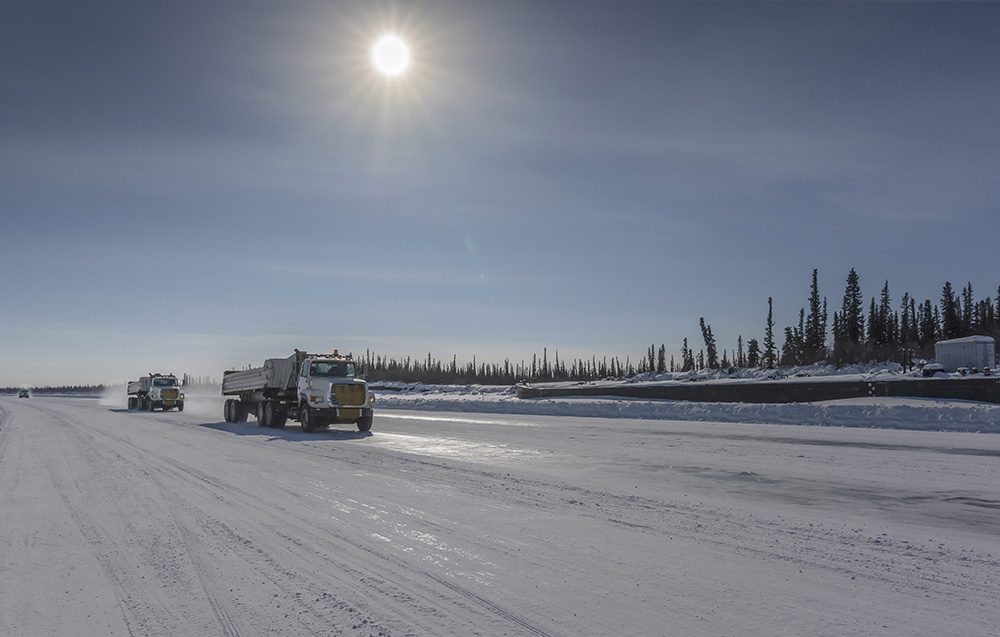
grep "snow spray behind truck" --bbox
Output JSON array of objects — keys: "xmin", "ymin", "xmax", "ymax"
[
  {"xmin": 128, "ymin": 373, "xmax": 184, "ymax": 411},
  {"xmin": 221, "ymin": 349, "xmax": 374, "ymax": 432}
]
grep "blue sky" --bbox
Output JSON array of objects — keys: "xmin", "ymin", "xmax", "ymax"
[{"xmin": 3, "ymin": 1, "xmax": 1000, "ymax": 386}]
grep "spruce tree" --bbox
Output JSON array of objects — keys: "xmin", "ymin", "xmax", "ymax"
[
  {"xmin": 877, "ymin": 280, "xmax": 893, "ymax": 349},
  {"xmin": 681, "ymin": 338, "xmax": 695, "ymax": 372},
  {"xmin": 804, "ymin": 269, "xmax": 827, "ymax": 363},
  {"xmin": 868, "ymin": 297, "xmax": 879, "ymax": 347},
  {"xmin": 834, "ymin": 268, "xmax": 865, "ymax": 364},
  {"xmin": 991, "ymin": 288, "xmax": 1000, "ymax": 342},
  {"xmin": 763, "ymin": 297, "xmax": 777, "ymax": 369},
  {"xmin": 918, "ymin": 299, "xmax": 937, "ymax": 346},
  {"xmin": 941, "ymin": 282, "xmax": 961, "ymax": 339},
  {"xmin": 961, "ymin": 283, "xmax": 974, "ymax": 335},
  {"xmin": 780, "ymin": 326, "xmax": 798, "ymax": 367},
  {"xmin": 900, "ymin": 293, "xmax": 913, "ymax": 345},
  {"xmin": 700, "ymin": 318, "xmax": 719, "ymax": 369},
  {"xmin": 747, "ymin": 338, "xmax": 760, "ymax": 368}
]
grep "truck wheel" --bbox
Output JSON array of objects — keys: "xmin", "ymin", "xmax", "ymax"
[
  {"xmin": 177, "ymin": 402, "xmax": 184, "ymax": 412},
  {"xmin": 224, "ymin": 399, "xmax": 234, "ymax": 423},
  {"xmin": 128, "ymin": 397, "xmax": 136, "ymax": 410},
  {"xmin": 300, "ymin": 404, "xmax": 316, "ymax": 433},
  {"xmin": 270, "ymin": 404, "xmax": 287, "ymax": 429},
  {"xmin": 235, "ymin": 401, "xmax": 249, "ymax": 423},
  {"xmin": 261, "ymin": 400, "xmax": 278, "ymax": 429},
  {"xmin": 257, "ymin": 402, "xmax": 268, "ymax": 427},
  {"xmin": 356, "ymin": 413, "xmax": 373, "ymax": 432}
]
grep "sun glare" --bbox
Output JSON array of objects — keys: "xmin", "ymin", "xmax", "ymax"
[{"xmin": 372, "ymin": 34, "xmax": 411, "ymax": 77}]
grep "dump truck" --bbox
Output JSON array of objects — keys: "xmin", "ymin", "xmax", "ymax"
[
  {"xmin": 128, "ymin": 373, "xmax": 184, "ymax": 411},
  {"xmin": 221, "ymin": 349, "xmax": 374, "ymax": 432}
]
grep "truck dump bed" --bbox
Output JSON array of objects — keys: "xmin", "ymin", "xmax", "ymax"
[{"xmin": 222, "ymin": 354, "xmax": 299, "ymax": 395}]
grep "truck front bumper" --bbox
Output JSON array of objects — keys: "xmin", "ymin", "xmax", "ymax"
[{"xmin": 309, "ymin": 406, "xmax": 369, "ymax": 422}]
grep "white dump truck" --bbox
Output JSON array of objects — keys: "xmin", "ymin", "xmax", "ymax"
[
  {"xmin": 221, "ymin": 350, "xmax": 374, "ymax": 432},
  {"xmin": 128, "ymin": 373, "xmax": 184, "ymax": 411}
]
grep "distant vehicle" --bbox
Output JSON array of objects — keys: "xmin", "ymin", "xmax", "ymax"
[
  {"xmin": 18, "ymin": 389, "xmax": 29, "ymax": 398},
  {"xmin": 222, "ymin": 349, "xmax": 374, "ymax": 432},
  {"xmin": 127, "ymin": 373, "xmax": 184, "ymax": 411},
  {"xmin": 922, "ymin": 363, "xmax": 946, "ymax": 377}
]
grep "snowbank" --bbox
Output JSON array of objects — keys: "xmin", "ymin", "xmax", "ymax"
[{"xmin": 372, "ymin": 382, "xmax": 1000, "ymax": 433}]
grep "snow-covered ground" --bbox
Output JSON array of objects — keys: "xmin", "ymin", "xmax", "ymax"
[
  {"xmin": 372, "ymin": 380, "xmax": 1000, "ymax": 434},
  {"xmin": 1, "ymin": 391, "xmax": 998, "ymax": 636}
]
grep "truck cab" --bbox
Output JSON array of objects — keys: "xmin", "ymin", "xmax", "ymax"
[
  {"xmin": 297, "ymin": 354, "xmax": 375, "ymax": 432},
  {"xmin": 128, "ymin": 373, "xmax": 185, "ymax": 411}
]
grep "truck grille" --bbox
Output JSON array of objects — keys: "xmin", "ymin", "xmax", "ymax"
[
  {"xmin": 333, "ymin": 385, "xmax": 365, "ymax": 407},
  {"xmin": 162, "ymin": 389, "xmax": 179, "ymax": 400}
]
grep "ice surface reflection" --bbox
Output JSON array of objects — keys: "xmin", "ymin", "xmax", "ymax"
[{"xmin": 371, "ymin": 432, "xmax": 544, "ymax": 461}]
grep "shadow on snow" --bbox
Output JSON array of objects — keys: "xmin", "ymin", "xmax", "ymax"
[{"xmin": 201, "ymin": 421, "xmax": 373, "ymax": 441}]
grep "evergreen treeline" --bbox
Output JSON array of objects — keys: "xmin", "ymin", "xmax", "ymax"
[
  {"xmin": 701, "ymin": 269, "xmax": 1000, "ymax": 371},
  {"xmin": 1, "ymin": 384, "xmax": 107, "ymax": 394},
  {"xmin": 360, "ymin": 348, "xmax": 643, "ymax": 386},
  {"xmin": 3, "ymin": 376, "xmax": 217, "ymax": 394},
  {"xmin": 361, "ymin": 269, "xmax": 1000, "ymax": 384}
]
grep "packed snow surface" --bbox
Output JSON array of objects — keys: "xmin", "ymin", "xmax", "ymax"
[{"xmin": 1, "ymin": 389, "xmax": 998, "ymax": 636}]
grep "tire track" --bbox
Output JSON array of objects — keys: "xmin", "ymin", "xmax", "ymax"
[
  {"xmin": 20, "ymin": 402, "xmax": 247, "ymax": 636},
  {"xmin": 73, "ymin": 408, "xmax": 558, "ymax": 636}
]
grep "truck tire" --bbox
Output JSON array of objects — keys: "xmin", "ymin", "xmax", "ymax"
[
  {"xmin": 262, "ymin": 401, "xmax": 280, "ymax": 428},
  {"xmin": 356, "ymin": 413, "xmax": 373, "ymax": 432},
  {"xmin": 224, "ymin": 399, "xmax": 234, "ymax": 423},
  {"xmin": 128, "ymin": 396, "xmax": 137, "ymax": 410},
  {"xmin": 177, "ymin": 402, "xmax": 184, "ymax": 412},
  {"xmin": 269, "ymin": 403, "xmax": 287, "ymax": 429},
  {"xmin": 300, "ymin": 404, "xmax": 316, "ymax": 433},
  {"xmin": 235, "ymin": 401, "xmax": 249, "ymax": 423},
  {"xmin": 257, "ymin": 402, "xmax": 268, "ymax": 427}
]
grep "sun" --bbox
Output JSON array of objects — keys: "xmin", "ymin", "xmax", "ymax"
[{"xmin": 371, "ymin": 34, "xmax": 411, "ymax": 77}]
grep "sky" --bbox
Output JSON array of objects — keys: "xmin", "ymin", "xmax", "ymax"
[{"xmin": 3, "ymin": 0, "xmax": 1000, "ymax": 386}]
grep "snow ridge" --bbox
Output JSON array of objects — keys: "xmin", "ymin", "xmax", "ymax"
[{"xmin": 372, "ymin": 383, "xmax": 1000, "ymax": 433}]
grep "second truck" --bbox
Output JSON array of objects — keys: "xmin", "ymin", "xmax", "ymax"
[
  {"xmin": 128, "ymin": 373, "xmax": 184, "ymax": 411},
  {"xmin": 221, "ymin": 350, "xmax": 374, "ymax": 432}
]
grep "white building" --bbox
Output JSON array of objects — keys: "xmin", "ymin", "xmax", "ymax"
[{"xmin": 934, "ymin": 336, "xmax": 996, "ymax": 372}]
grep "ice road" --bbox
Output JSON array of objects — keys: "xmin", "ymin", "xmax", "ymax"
[{"xmin": 1, "ymin": 395, "xmax": 998, "ymax": 636}]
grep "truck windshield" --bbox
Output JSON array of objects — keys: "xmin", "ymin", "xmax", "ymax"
[
  {"xmin": 153, "ymin": 378, "xmax": 178, "ymax": 386},
  {"xmin": 310, "ymin": 362, "xmax": 356, "ymax": 378}
]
